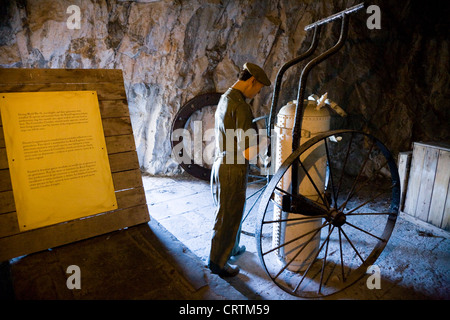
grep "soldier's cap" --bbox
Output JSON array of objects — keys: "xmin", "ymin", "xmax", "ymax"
[{"xmin": 243, "ymin": 62, "xmax": 271, "ymax": 86}]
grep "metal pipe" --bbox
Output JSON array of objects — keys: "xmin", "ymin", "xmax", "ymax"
[
  {"xmin": 267, "ymin": 25, "xmax": 320, "ymax": 138},
  {"xmin": 292, "ymin": 14, "xmax": 349, "ymax": 151},
  {"xmin": 304, "ymin": 2, "xmax": 364, "ymax": 31},
  {"xmin": 291, "ymin": 14, "xmax": 349, "ymax": 196}
]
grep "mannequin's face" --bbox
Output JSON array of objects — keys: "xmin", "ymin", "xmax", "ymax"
[{"xmin": 242, "ymin": 77, "xmax": 264, "ymax": 99}]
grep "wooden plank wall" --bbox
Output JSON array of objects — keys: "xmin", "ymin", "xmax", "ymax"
[
  {"xmin": 0, "ymin": 69, "xmax": 149, "ymax": 261},
  {"xmin": 403, "ymin": 142, "xmax": 450, "ymax": 231},
  {"xmin": 397, "ymin": 151, "xmax": 412, "ymax": 212}
]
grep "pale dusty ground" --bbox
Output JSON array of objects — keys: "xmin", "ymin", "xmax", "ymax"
[{"xmin": 143, "ymin": 174, "xmax": 450, "ymax": 300}]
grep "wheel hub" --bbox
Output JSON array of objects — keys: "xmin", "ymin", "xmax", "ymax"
[{"xmin": 328, "ymin": 208, "xmax": 346, "ymax": 227}]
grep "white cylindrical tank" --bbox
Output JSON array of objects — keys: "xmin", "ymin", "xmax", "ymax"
[{"xmin": 273, "ymin": 99, "xmax": 331, "ymax": 271}]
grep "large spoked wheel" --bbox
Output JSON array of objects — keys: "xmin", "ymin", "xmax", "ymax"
[
  {"xmin": 256, "ymin": 129, "xmax": 400, "ymax": 298},
  {"xmin": 171, "ymin": 92, "xmax": 222, "ymax": 181}
]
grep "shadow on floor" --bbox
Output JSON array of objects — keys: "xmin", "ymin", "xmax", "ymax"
[{"xmin": 1, "ymin": 221, "xmax": 245, "ymax": 300}]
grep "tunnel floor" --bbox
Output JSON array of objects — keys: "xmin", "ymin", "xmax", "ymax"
[
  {"xmin": 144, "ymin": 174, "xmax": 449, "ymax": 300},
  {"xmin": 4, "ymin": 174, "xmax": 449, "ymax": 300}
]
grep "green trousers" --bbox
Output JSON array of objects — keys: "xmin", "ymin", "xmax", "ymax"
[{"xmin": 209, "ymin": 157, "xmax": 248, "ymax": 268}]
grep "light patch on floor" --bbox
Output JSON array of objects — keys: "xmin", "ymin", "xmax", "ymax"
[{"xmin": 143, "ymin": 174, "xmax": 450, "ymax": 300}]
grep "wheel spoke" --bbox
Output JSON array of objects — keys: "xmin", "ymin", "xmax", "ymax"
[
  {"xmin": 293, "ymin": 225, "xmax": 336, "ymax": 293},
  {"xmin": 335, "ymin": 132, "xmax": 354, "ymax": 201},
  {"xmin": 296, "ymin": 158, "xmax": 330, "ymax": 209},
  {"xmin": 274, "ymin": 186, "xmax": 328, "ymax": 216},
  {"xmin": 256, "ymin": 130, "xmax": 399, "ymax": 298},
  {"xmin": 348, "ymin": 159, "xmax": 389, "ymax": 200},
  {"xmin": 275, "ymin": 186, "xmax": 325, "ymax": 208},
  {"xmin": 339, "ymin": 226, "xmax": 365, "ymax": 264},
  {"xmin": 246, "ymin": 184, "xmax": 266, "ymax": 200},
  {"xmin": 270, "ymin": 197, "xmax": 283, "ymax": 210},
  {"xmin": 263, "ymin": 215, "xmax": 328, "ymax": 224},
  {"xmin": 339, "ymin": 139, "xmax": 375, "ymax": 211},
  {"xmin": 263, "ymin": 221, "xmax": 330, "ymax": 257},
  {"xmin": 344, "ymin": 221, "xmax": 386, "ymax": 242},
  {"xmin": 318, "ymin": 224, "xmax": 332, "ymax": 294},
  {"xmin": 273, "ymin": 223, "xmax": 327, "ymax": 280},
  {"xmin": 344, "ymin": 185, "xmax": 393, "ymax": 215},
  {"xmin": 338, "ymin": 228, "xmax": 345, "ymax": 282},
  {"xmin": 242, "ymin": 185, "xmax": 266, "ymax": 223},
  {"xmin": 345, "ymin": 212, "xmax": 392, "ymax": 216}
]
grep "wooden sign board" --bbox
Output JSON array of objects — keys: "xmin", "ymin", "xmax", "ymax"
[{"xmin": 0, "ymin": 69, "xmax": 149, "ymax": 261}]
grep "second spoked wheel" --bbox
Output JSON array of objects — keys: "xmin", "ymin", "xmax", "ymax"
[{"xmin": 256, "ymin": 129, "xmax": 400, "ymax": 298}]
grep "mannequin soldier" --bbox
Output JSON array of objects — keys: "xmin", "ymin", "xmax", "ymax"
[{"xmin": 208, "ymin": 62, "xmax": 271, "ymax": 277}]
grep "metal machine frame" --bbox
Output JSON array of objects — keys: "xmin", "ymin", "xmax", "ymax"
[{"xmin": 171, "ymin": 3, "xmax": 401, "ymax": 298}]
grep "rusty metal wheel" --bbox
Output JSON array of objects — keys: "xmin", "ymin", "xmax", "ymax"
[
  {"xmin": 171, "ymin": 92, "xmax": 222, "ymax": 181},
  {"xmin": 256, "ymin": 130, "xmax": 400, "ymax": 298},
  {"xmin": 171, "ymin": 92, "xmax": 265, "ymax": 183}
]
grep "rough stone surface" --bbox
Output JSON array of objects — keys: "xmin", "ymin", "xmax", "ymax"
[{"xmin": 0, "ymin": 0, "xmax": 448, "ymax": 175}]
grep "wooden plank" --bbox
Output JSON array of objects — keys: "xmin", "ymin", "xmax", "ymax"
[
  {"xmin": 398, "ymin": 151, "xmax": 412, "ymax": 211},
  {"xmin": 2, "ymin": 100, "xmax": 129, "ymax": 124},
  {"xmin": 0, "ymin": 169, "xmax": 11, "ymax": 192},
  {"xmin": 0, "ymin": 83, "xmax": 126, "ymax": 100},
  {"xmin": 99, "ymin": 100, "xmax": 130, "ymax": 119},
  {"xmin": 0, "ymin": 184, "xmax": 146, "ymax": 215},
  {"xmin": 0, "ymin": 167, "xmax": 143, "ymax": 213},
  {"xmin": 1, "ymin": 138, "xmax": 136, "ymax": 172},
  {"xmin": 442, "ymin": 184, "xmax": 450, "ymax": 231},
  {"xmin": 0, "ymin": 190, "xmax": 15, "ymax": 214},
  {"xmin": 112, "ymin": 169, "xmax": 143, "ymax": 191},
  {"xmin": 0, "ymin": 148, "xmax": 7, "ymax": 170},
  {"xmin": 1, "ymin": 135, "xmax": 137, "ymax": 172},
  {"xmin": 0, "ymin": 101, "xmax": 130, "ymax": 128},
  {"xmin": 109, "ymin": 151, "xmax": 140, "ymax": 173},
  {"xmin": 0, "ymin": 97, "xmax": 128, "ymax": 126},
  {"xmin": 102, "ymin": 117, "xmax": 133, "ymax": 137},
  {"xmin": 415, "ymin": 147, "xmax": 439, "ymax": 221},
  {"xmin": 428, "ymin": 150, "xmax": 450, "ymax": 228},
  {"xmin": 1, "ymin": 167, "xmax": 143, "ymax": 197},
  {"xmin": 106, "ymin": 135, "xmax": 137, "ymax": 154},
  {"xmin": 0, "ymin": 68, "xmax": 124, "ymax": 85},
  {"xmin": 116, "ymin": 186, "xmax": 146, "ymax": 209},
  {"xmin": 0, "ymin": 211, "xmax": 19, "ymax": 238},
  {"xmin": 0, "ymin": 68, "xmax": 149, "ymax": 260},
  {"xmin": 0, "ymin": 128, "xmax": 4, "ymax": 148},
  {"xmin": 0, "ymin": 187, "xmax": 147, "ymax": 239},
  {"xmin": 0, "ymin": 204, "xmax": 149, "ymax": 261},
  {"xmin": 414, "ymin": 141, "xmax": 450, "ymax": 152},
  {"xmin": 404, "ymin": 144, "xmax": 426, "ymax": 216}
]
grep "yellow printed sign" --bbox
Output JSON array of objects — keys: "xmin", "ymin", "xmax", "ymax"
[{"xmin": 1, "ymin": 91, "xmax": 117, "ymax": 231}]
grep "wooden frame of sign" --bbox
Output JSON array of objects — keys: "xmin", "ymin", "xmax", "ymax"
[{"xmin": 0, "ymin": 69, "xmax": 149, "ymax": 261}]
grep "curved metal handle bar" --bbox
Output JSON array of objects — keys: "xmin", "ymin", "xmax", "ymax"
[
  {"xmin": 267, "ymin": 25, "xmax": 320, "ymax": 138},
  {"xmin": 292, "ymin": 13, "xmax": 349, "ymax": 151},
  {"xmin": 304, "ymin": 2, "xmax": 364, "ymax": 31},
  {"xmin": 290, "ymin": 14, "xmax": 349, "ymax": 197}
]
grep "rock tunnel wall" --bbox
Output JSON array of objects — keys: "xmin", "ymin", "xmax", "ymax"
[{"xmin": 0, "ymin": 0, "xmax": 448, "ymax": 175}]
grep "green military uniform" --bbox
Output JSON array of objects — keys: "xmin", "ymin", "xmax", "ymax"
[{"xmin": 209, "ymin": 88, "xmax": 254, "ymax": 269}]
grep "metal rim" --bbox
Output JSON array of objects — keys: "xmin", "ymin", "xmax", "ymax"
[
  {"xmin": 170, "ymin": 92, "xmax": 222, "ymax": 181},
  {"xmin": 255, "ymin": 129, "xmax": 400, "ymax": 298},
  {"xmin": 171, "ymin": 92, "xmax": 265, "ymax": 182}
]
